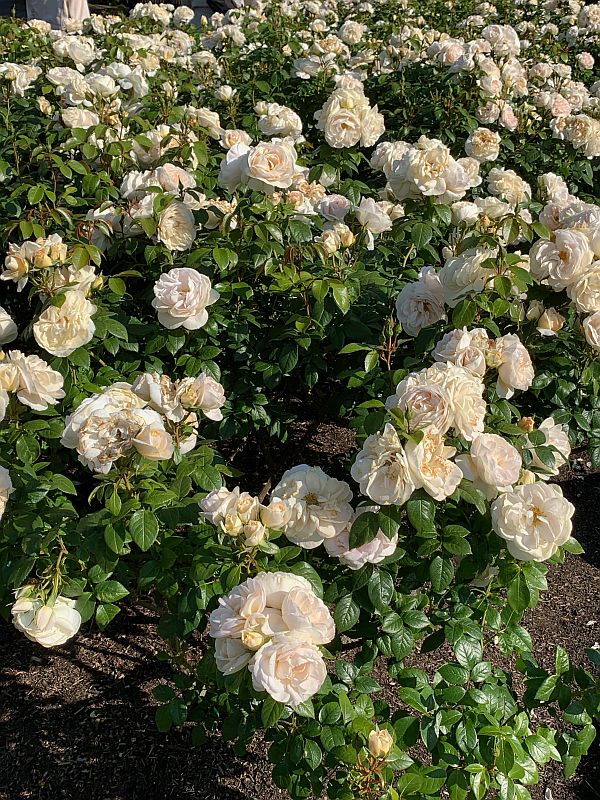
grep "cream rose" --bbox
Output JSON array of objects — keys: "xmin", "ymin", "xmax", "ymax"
[
  {"xmin": 33, "ymin": 291, "xmax": 96, "ymax": 357},
  {"xmin": 132, "ymin": 421, "xmax": 175, "ymax": 461},
  {"xmin": 395, "ymin": 267, "xmax": 446, "ymax": 336},
  {"xmin": 176, "ymin": 373, "xmax": 226, "ymax": 421},
  {"xmin": 0, "ymin": 464, "xmax": 14, "ymax": 520},
  {"xmin": 6, "ymin": 350, "xmax": 65, "ymax": 410},
  {"xmin": 368, "ymin": 729, "xmax": 394, "ymax": 759},
  {"xmin": 0, "ymin": 306, "xmax": 17, "ymax": 344},
  {"xmin": 251, "ymin": 636, "xmax": 327, "ymax": 706},
  {"xmin": 260, "ymin": 498, "xmax": 292, "ymax": 529},
  {"xmin": 351, "ymin": 423, "xmax": 416, "ymax": 506},
  {"xmin": 496, "ymin": 334, "xmax": 535, "ymax": 399},
  {"xmin": 529, "ymin": 417, "xmax": 571, "ymax": 476},
  {"xmin": 457, "ymin": 433, "xmax": 522, "ymax": 499},
  {"xmin": 242, "ymin": 141, "xmax": 298, "ymax": 194},
  {"xmin": 491, "ymin": 483, "xmax": 574, "ymax": 561},
  {"xmin": 157, "ymin": 201, "xmax": 197, "ymax": 252},
  {"xmin": 273, "ymin": 465, "xmax": 354, "ymax": 549},
  {"xmin": 12, "ymin": 590, "xmax": 81, "ymax": 648},
  {"xmin": 583, "ymin": 311, "xmax": 600, "ymax": 349},
  {"xmin": 405, "ymin": 429, "xmax": 462, "ymax": 501},
  {"xmin": 152, "ymin": 268, "xmax": 219, "ymax": 330}
]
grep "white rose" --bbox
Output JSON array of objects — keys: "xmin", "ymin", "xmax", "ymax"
[
  {"xmin": 132, "ymin": 421, "xmax": 174, "ymax": 461},
  {"xmin": 176, "ymin": 374, "xmax": 226, "ymax": 421},
  {"xmin": 405, "ymin": 429, "xmax": 462, "ymax": 501},
  {"xmin": 243, "ymin": 141, "xmax": 298, "ymax": 194},
  {"xmin": 386, "ymin": 374, "xmax": 452, "ymax": 434},
  {"xmin": 152, "ymin": 268, "xmax": 219, "ymax": 330},
  {"xmin": 491, "ymin": 483, "xmax": 574, "ymax": 561},
  {"xmin": 351, "ymin": 423, "xmax": 416, "ymax": 506},
  {"xmin": 322, "ymin": 109, "xmax": 362, "ymax": 148},
  {"xmin": 0, "ymin": 464, "xmax": 14, "ymax": 520},
  {"xmin": 6, "ymin": 350, "xmax": 65, "ymax": 410},
  {"xmin": 317, "ymin": 194, "xmax": 351, "ymax": 222},
  {"xmin": 529, "ymin": 418, "xmax": 571, "ymax": 476},
  {"xmin": 355, "ymin": 197, "xmax": 393, "ymax": 234},
  {"xmin": 583, "ymin": 311, "xmax": 600, "ymax": 349},
  {"xmin": 451, "ymin": 201, "xmax": 481, "ymax": 226},
  {"xmin": 12, "ymin": 591, "xmax": 81, "ymax": 648},
  {"xmin": 61, "ymin": 107, "xmax": 100, "ymax": 129},
  {"xmin": 33, "ymin": 291, "xmax": 96, "ymax": 357},
  {"xmin": 273, "ymin": 465, "xmax": 354, "ymax": 549},
  {"xmin": 439, "ymin": 247, "xmax": 495, "ymax": 307},
  {"xmin": 131, "ymin": 372, "xmax": 184, "ymax": 421},
  {"xmin": 433, "ymin": 328, "xmax": 488, "ymax": 377},
  {"xmin": 250, "ymin": 636, "xmax": 327, "ymax": 706},
  {"xmin": 260, "ymin": 498, "xmax": 292, "ymax": 529},
  {"xmin": 201, "ymin": 487, "xmax": 241, "ymax": 525},
  {"xmin": 465, "ymin": 127, "xmax": 501, "ymax": 162},
  {"xmin": 496, "ymin": 334, "xmax": 535, "ymax": 398},
  {"xmin": 214, "ymin": 637, "xmax": 253, "ymax": 675},
  {"xmin": 395, "ymin": 267, "xmax": 446, "ymax": 336},
  {"xmin": 568, "ymin": 261, "xmax": 600, "ymax": 313},
  {"xmin": 426, "ymin": 363, "xmax": 487, "ymax": 441},
  {"xmin": 157, "ymin": 201, "xmax": 197, "ymax": 252},
  {"xmin": 220, "ymin": 129, "xmax": 252, "ymax": 150},
  {"xmin": 544, "ymin": 230, "xmax": 594, "ymax": 290},
  {"xmin": 0, "ymin": 306, "xmax": 17, "ymax": 344},
  {"xmin": 61, "ymin": 383, "xmax": 144, "ymax": 450},
  {"xmin": 324, "ymin": 515, "xmax": 398, "ymax": 570},
  {"xmin": 486, "ymin": 168, "xmax": 531, "ymax": 205},
  {"xmin": 536, "ymin": 308, "xmax": 565, "ymax": 336},
  {"xmin": 457, "ymin": 433, "xmax": 522, "ymax": 499},
  {"xmin": 281, "ymin": 586, "xmax": 335, "ymax": 645},
  {"xmin": 219, "ymin": 143, "xmax": 252, "ymax": 192}
]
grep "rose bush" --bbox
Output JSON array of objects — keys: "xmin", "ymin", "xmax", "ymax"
[{"xmin": 0, "ymin": 0, "xmax": 599, "ymax": 798}]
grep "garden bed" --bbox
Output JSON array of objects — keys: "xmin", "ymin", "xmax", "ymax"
[{"xmin": 2, "ymin": 467, "xmax": 598, "ymax": 800}]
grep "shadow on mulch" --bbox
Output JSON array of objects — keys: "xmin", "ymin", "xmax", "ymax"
[{"xmin": 0, "ymin": 431, "xmax": 598, "ymax": 800}]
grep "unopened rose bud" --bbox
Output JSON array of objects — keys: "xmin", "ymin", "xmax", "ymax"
[
  {"xmin": 260, "ymin": 498, "xmax": 291, "ymax": 529},
  {"xmin": 241, "ymin": 628, "xmax": 267, "ymax": 650},
  {"xmin": 244, "ymin": 520, "xmax": 266, "ymax": 547},
  {"xmin": 236, "ymin": 493, "xmax": 259, "ymax": 523},
  {"xmin": 519, "ymin": 417, "xmax": 535, "ymax": 432},
  {"xmin": 537, "ymin": 308, "xmax": 565, "ymax": 336},
  {"xmin": 221, "ymin": 513, "xmax": 244, "ymax": 536},
  {"xmin": 335, "ymin": 223, "xmax": 355, "ymax": 248},
  {"xmin": 92, "ymin": 275, "xmax": 104, "ymax": 290},
  {"xmin": 133, "ymin": 425, "xmax": 174, "ymax": 461},
  {"xmin": 368, "ymin": 729, "xmax": 394, "ymax": 759},
  {"xmin": 526, "ymin": 300, "xmax": 544, "ymax": 321},
  {"xmin": 520, "ymin": 469, "xmax": 538, "ymax": 484}
]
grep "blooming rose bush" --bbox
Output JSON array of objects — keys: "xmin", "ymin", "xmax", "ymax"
[{"xmin": 0, "ymin": 0, "xmax": 599, "ymax": 798}]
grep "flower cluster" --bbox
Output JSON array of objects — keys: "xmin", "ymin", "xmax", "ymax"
[{"xmin": 209, "ymin": 571, "xmax": 334, "ymax": 705}]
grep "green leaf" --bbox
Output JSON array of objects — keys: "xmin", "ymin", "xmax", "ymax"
[
  {"xmin": 95, "ymin": 602, "xmax": 120, "ymax": 628},
  {"xmin": 129, "ymin": 510, "xmax": 159, "ymax": 551},
  {"xmin": 555, "ymin": 646, "xmax": 570, "ymax": 675},
  {"xmin": 334, "ymin": 594, "xmax": 360, "ymax": 633},
  {"xmin": 411, "ymin": 222, "xmax": 433, "ymax": 250},
  {"xmin": 407, "ymin": 495, "xmax": 436, "ymax": 534},
  {"xmin": 261, "ymin": 697, "xmax": 284, "ymax": 727},
  {"xmin": 368, "ymin": 569, "xmax": 394, "ymax": 610},
  {"xmin": 429, "ymin": 556, "xmax": 454, "ymax": 593},
  {"xmin": 452, "ymin": 299, "xmax": 477, "ymax": 328},
  {"xmin": 332, "ymin": 284, "xmax": 350, "ymax": 314},
  {"xmin": 349, "ymin": 510, "xmax": 380, "ymax": 549},
  {"xmin": 95, "ymin": 580, "xmax": 129, "ymax": 603},
  {"xmin": 27, "ymin": 184, "xmax": 45, "ymax": 204},
  {"xmin": 507, "ymin": 571, "xmax": 531, "ymax": 612}
]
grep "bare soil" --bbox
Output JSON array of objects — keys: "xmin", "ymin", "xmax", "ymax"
[{"xmin": 1, "ymin": 422, "xmax": 599, "ymax": 800}]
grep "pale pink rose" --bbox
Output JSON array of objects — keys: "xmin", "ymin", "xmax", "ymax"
[
  {"xmin": 250, "ymin": 636, "xmax": 327, "ymax": 706},
  {"xmin": 496, "ymin": 334, "xmax": 534, "ymax": 398},
  {"xmin": 281, "ymin": 587, "xmax": 335, "ymax": 645},
  {"xmin": 457, "ymin": 432, "xmax": 521, "ymax": 499},
  {"xmin": 405, "ymin": 429, "xmax": 462, "ymax": 501},
  {"xmin": 152, "ymin": 268, "xmax": 219, "ymax": 330}
]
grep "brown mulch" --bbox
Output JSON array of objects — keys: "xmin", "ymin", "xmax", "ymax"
[{"xmin": 0, "ymin": 422, "xmax": 599, "ymax": 800}]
